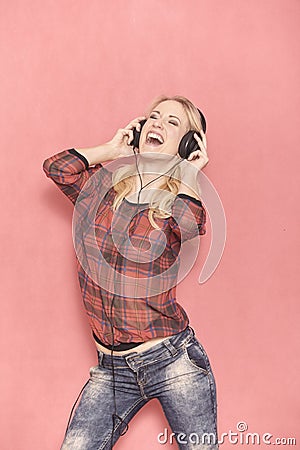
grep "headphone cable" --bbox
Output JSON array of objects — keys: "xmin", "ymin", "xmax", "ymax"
[{"xmin": 107, "ymin": 148, "xmax": 185, "ymax": 447}]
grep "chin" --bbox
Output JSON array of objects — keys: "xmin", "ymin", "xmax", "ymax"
[{"xmin": 140, "ymin": 145, "xmax": 162, "ymax": 154}]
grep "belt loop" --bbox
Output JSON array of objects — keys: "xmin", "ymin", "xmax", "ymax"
[
  {"xmin": 97, "ymin": 350, "xmax": 104, "ymax": 366},
  {"xmin": 178, "ymin": 326, "xmax": 194, "ymax": 349},
  {"xmin": 189, "ymin": 326, "xmax": 195, "ymax": 337},
  {"xmin": 184, "ymin": 326, "xmax": 195, "ymax": 345},
  {"xmin": 163, "ymin": 339, "xmax": 178, "ymax": 356}
]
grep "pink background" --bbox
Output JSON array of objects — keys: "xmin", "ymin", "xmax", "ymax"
[{"xmin": 1, "ymin": 1, "xmax": 299, "ymax": 449}]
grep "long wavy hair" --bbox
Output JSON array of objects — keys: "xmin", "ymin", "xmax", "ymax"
[{"xmin": 111, "ymin": 95, "xmax": 204, "ymax": 229}]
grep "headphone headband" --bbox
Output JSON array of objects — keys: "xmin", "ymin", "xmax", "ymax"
[{"xmin": 197, "ymin": 108, "xmax": 207, "ymax": 133}]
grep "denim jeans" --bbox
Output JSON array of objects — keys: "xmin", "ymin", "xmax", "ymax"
[{"xmin": 61, "ymin": 326, "xmax": 219, "ymax": 449}]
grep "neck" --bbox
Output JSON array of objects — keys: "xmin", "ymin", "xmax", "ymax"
[{"xmin": 135, "ymin": 153, "xmax": 180, "ymax": 185}]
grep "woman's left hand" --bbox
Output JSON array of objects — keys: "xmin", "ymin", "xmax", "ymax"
[{"xmin": 186, "ymin": 130, "xmax": 209, "ymax": 170}]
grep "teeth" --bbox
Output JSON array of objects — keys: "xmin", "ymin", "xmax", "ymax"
[{"xmin": 147, "ymin": 132, "xmax": 164, "ymax": 144}]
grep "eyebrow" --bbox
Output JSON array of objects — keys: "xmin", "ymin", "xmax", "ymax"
[{"xmin": 152, "ymin": 110, "xmax": 181, "ymax": 123}]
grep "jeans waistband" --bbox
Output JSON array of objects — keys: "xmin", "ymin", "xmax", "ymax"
[{"xmin": 97, "ymin": 326, "xmax": 195, "ymax": 370}]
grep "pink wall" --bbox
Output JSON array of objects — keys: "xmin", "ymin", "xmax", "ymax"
[{"xmin": 1, "ymin": 1, "xmax": 299, "ymax": 448}]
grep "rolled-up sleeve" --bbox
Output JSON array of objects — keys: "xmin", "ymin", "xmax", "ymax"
[
  {"xmin": 42, "ymin": 148, "xmax": 111, "ymax": 204},
  {"xmin": 170, "ymin": 193, "xmax": 207, "ymax": 242}
]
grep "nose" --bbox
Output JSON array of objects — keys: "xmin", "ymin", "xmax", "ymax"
[{"xmin": 152, "ymin": 117, "xmax": 163, "ymax": 128}]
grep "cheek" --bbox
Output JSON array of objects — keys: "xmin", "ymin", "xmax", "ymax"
[
  {"xmin": 165, "ymin": 133, "xmax": 182, "ymax": 154},
  {"xmin": 140, "ymin": 126, "xmax": 150, "ymax": 144},
  {"xmin": 168, "ymin": 127, "xmax": 183, "ymax": 143},
  {"xmin": 171, "ymin": 132, "xmax": 186, "ymax": 151}
]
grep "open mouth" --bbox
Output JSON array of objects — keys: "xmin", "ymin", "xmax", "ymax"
[{"xmin": 145, "ymin": 131, "xmax": 164, "ymax": 146}]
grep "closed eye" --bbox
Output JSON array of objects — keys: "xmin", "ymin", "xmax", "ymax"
[{"xmin": 149, "ymin": 113, "xmax": 179, "ymax": 126}]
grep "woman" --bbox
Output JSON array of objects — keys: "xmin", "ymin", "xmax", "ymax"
[{"xmin": 43, "ymin": 95, "xmax": 219, "ymax": 449}]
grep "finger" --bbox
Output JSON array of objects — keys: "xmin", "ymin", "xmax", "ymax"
[
  {"xmin": 200, "ymin": 130, "xmax": 207, "ymax": 148},
  {"xmin": 125, "ymin": 116, "xmax": 146, "ymax": 130},
  {"xmin": 127, "ymin": 130, "xmax": 134, "ymax": 145},
  {"xmin": 118, "ymin": 129, "xmax": 131, "ymax": 141},
  {"xmin": 195, "ymin": 131, "xmax": 207, "ymax": 148},
  {"xmin": 120, "ymin": 128, "xmax": 132, "ymax": 137},
  {"xmin": 194, "ymin": 133, "xmax": 207, "ymax": 154},
  {"xmin": 187, "ymin": 150, "xmax": 202, "ymax": 160},
  {"xmin": 193, "ymin": 133, "xmax": 205, "ymax": 151}
]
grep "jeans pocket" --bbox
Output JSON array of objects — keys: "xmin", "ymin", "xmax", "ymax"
[
  {"xmin": 183, "ymin": 339, "xmax": 210, "ymax": 375},
  {"xmin": 89, "ymin": 365, "xmax": 112, "ymax": 382}
]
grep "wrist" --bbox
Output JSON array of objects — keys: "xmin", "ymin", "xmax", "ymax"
[
  {"xmin": 178, "ymin": 166, "xmax": 200, "ymax": 199},
  {"xmin": 105, "ymin": 141, "xmax": 119, "ymax": 160},
  {"xmin": 75, "ymin": 142, "xmax": 115, "ymax": 166}
]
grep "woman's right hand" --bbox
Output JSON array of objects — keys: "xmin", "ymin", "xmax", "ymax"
[{"xmin": 108, "ymin": 116, "xmax": 146, "ymax": 159}]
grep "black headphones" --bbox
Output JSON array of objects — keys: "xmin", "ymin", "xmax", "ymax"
[{"xmin": 130, "ymin": 107, "xmax": 207, "ymax": 159}]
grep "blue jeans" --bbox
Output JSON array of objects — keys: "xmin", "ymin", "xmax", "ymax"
[{"xmin": 61, "ymin": 326, "xmax": 219, "ymax": 449}]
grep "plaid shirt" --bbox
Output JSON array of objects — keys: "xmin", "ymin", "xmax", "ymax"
[{"xmin": 43, "ymin": 149, "xmax": 206, "ymax": 345}]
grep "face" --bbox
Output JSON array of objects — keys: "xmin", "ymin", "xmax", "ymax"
[{"xmin": 139, "ymin": 100, "xmax": 190, "ymax": 156}]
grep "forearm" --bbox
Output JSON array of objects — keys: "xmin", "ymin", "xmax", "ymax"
[
  {"xmin": 74, "ymin": 142, "xmax": 117, "ymax": 166},
  {"xmin": 178, "ymin": 183, "xmax": 201, "ymax": 200},
  {"xmin": 178, "ymin": 167, "xmax": 201, "ymax": 200}
]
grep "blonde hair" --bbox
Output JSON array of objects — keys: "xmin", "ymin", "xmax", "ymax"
[
  {"xmin": 112, "ymin": 95, "xmax": 203, "ymax": 229},
  {"xmin": 147, "ymin": 95, "xmax": 203, "ymax": 135}
]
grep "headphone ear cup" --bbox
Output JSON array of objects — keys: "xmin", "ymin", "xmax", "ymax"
[
  {"xmin": 178, "ymin": 131, "xmax": 202, "ymax": 159},
  {"xmin": 131, "ymin": 119, "xmax": 147, "ymax": 149}
]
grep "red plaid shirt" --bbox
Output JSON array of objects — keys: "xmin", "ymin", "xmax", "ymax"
[{"xmin": 43, "ymin": 149, "xmax": 206, "ymax": 345}]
